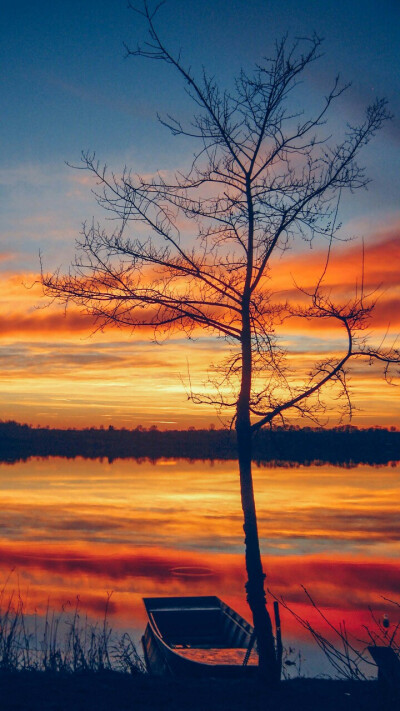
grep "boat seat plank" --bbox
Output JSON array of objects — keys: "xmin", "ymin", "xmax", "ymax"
[{"xmin": 149, "ymin": 607, "xmax": 221, "ymax": 613}]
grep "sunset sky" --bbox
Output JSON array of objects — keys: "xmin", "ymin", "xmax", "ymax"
[{"xmin": 1, "ymin": 0, "xmax": 399, "ymax": 429}]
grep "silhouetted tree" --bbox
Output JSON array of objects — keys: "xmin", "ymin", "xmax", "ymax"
[{"xmin": 42, "ymin": 1, "xmax": 399, "ymax": 682}]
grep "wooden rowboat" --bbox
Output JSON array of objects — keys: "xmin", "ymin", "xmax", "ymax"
[{"xmin": 141, "ymin": 595, "xmax": 259, "ymax": 677}]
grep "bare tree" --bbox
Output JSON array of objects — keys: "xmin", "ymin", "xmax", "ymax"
[{"xmin": 42, "ymin": 1, "xmax": 399, "ymax": 682}]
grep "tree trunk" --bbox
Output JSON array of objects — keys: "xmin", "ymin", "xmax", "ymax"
[
  {"xmin": 236, "ymin": 417, "xmax": 278, "ymax": 683},
  {"xmin": 236, "ymin": 176, "xmax": 278, "ymax": 683},
  {"xmin": 236, "ymin": 281, "xmax": 278, "ymax": 682}
]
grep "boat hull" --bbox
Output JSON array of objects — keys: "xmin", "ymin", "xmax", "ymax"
[{"xmin": 142, "ymin": 595, "xmax": 259, "ymax": 678}]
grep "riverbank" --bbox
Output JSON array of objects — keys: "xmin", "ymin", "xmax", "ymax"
[
  {"xmin": 0, "ymin": 673, "xmax": 397, "ymax": 711},
  {"xmin": 1, "ymin": 420, "xmax": 399, "ymax": 465}
]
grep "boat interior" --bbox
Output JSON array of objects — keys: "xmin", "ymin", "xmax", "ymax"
[{"xmin": 144, "ymin": 596, "xmax": 252, "ymax": 649}]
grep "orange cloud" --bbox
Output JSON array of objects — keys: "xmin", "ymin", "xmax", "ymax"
[
  {"xmin": 270, "ymin": 226, "xmax": 400, "ymax": 293},
  {"xmin": 3, "ymin": 219, "xmax": 399, "ymax": 341},
  {"xmin": 0, "ymin": 220, "xmax": 398, "ymax": 429},
  {"xmin": 0, "ymin": 310, "xmax": 97, "ymax": 336}
]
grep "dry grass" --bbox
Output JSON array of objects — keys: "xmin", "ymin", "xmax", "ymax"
[
  {"xmin": 272, "ymin": 586, "xmax": 400, "ymax": 681},
  {"xmin": 0, "ymin": 582, "xmax": 145, "ymax": 675}
]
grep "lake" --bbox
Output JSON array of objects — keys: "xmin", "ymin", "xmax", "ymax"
[{"xmin": 0, "ymin": 456, "xmax": 399, "ymax": 676}]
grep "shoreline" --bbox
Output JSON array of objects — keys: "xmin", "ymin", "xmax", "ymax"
[
  {"xmin": 1, "ymin": 421, "xmax": 399, "ymax": 465},
  {"xmin": 0, "ymin": 672, "xmax": 397, "ymax": 711}
]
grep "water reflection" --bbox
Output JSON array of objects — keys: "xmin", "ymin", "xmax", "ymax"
[{"xmin": 0, "ymin": 457, "xmax": 398, "ymax": 674}]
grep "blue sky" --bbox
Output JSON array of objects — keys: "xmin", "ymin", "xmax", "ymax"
[
  {"xmin": 2, "ymin": 0, "xmax": 399, "ymax": 270},
  {"xmin": 2, "ymin": 1, "xmax": 399, "ymax": 163}
]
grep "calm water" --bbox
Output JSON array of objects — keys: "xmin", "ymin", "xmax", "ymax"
[{"xmin": 0, "ymin": 457, "xmax": 399, "ymax": 675}]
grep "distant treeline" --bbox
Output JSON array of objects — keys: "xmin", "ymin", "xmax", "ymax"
[{"xmin": 0, "ymin": 420, "xmax": 399, "ymax": 465}]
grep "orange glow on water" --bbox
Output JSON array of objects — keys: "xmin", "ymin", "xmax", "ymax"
[{"xmin": 0, "ymin": 457, "xmax": 398, "ymax": 660}]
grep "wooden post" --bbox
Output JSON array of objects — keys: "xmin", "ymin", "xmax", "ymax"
[{"xmin": 274, "ymin": 601, "xmax": 283, "ymax": 682}]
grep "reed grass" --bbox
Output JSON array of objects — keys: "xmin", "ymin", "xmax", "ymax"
[
  {"xmin": 272, "ymin": 586, "xmax": 400, "ymax": 681},
  {"xmin": 0, "ymin": 582, "xmax": 146, "ymax": 674}
]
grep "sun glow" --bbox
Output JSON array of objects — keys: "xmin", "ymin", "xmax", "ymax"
[{"xmin": 1, "ymin": 216, "xmax": 399, "ymax": 429}]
